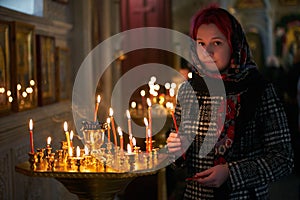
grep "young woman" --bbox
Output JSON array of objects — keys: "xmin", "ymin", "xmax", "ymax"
[{"xmin": 166, "ymin": 5, "xmax": 293, "ymax": 199}]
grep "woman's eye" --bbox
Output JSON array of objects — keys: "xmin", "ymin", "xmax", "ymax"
[
  {"xmin": 197, "ymin": 42, "xmax": 205, "ymax": 46},
  {"xmin": 214, "ymin": 41, "xmax": 222, "ymax": 46}
]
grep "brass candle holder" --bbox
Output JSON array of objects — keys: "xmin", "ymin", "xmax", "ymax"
[
  {"xmin": 28, "ymin": 152, "xmax": 37, "ymax": 170},
  {"xmin": 126, "ymin": 153, "xmax": 136, "ymax": 171},
  {"xmin": 75, "ymin": 157, "xmax": 83, "ymax": 172},
  {"xmin": 16, "ymin": 120, "xmax": 172, "ymax": 200}
]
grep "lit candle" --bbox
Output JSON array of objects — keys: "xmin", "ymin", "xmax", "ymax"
[
  {"xmin": 140, "ymin": 90, "xmax": 145, "ymax": 103},
  {"xmin": 132, "ymin": 137, "xmax": 139, "ymax": 153},
  {"xmin": 29, "ymin": 119, "xmax": 34, "ymax": 153},
  {"xmin": 167, "ymin": 103, "xmax": 185, "ymax": 159},
  {"xmin": 94, "ymin": 95, "xmax": 101, "ymax": 122},
  {"xmin": 169, "ymin": 103, "xmax": 178, "ymax": 132},
  {"xmin": 69, "ymin": 147, "xmax": 73, "ymax": 157},
  {"xmin": 147, "ymin": 98, "xmax": 152, "ymax": 152},
  {"xmin": 84, "ymin": 145, "xmax": 89, "ymax": 155},
  {"xmin": 70, "ymin": 130, "xmax": 74, "ymax": 147},
  {"xmin": 165, "ymin": 82, "xmax": 170, "ymax": 96},
  {"xmin": 76, "ymin": 146, "xmax": 81, "ymax": 158},
  {"xmin": 118, "ymin": 126, "xmax": 123, "ymax": 150},
  {"xmin": 127, "ymin": 143, "xmax": 132, "ymax": 154},
  {"xmin": 64, "ymin": 121, "xmax": 72, "ymax": 156},
  {"xmin": 106, "ymin": 117, "xmax": 111, "ymax": 142},
  {"xmin": 148, "ymin": 128, "xmax": 152, "ymax": 152},
  {"xmin": 126, "ymin": 109, "xmax": 133, "ymax": 150},
  {"xmin": 132, "ymin": 137, "xmax": 136, "ymax": 147},
  {"xmin": 131, "ymin": 101, "xmax": 136, "ymax": 109},
  {"xmin": 140, "ymin": 90, "xmax": 146, "ymax": 114},
  {"xmin": 109, "ymin": 108, "xmax": 118, "ymax": 147},
  {"xmin": 144, "ymin": 117, "xmax": 149, "ymax": 152},
  {"xmin": 17, "ymin": 83, "xmax": 21, "ymax": 103},
  {"xmin": 47, "ymin": 136, "xmax": 51, "ymax": 148}
]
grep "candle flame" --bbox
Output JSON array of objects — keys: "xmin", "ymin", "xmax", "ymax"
[
  {"xmin": 109, "ymin": 107, "xmax": 114, "ymax": 117},
  {"xmin": 144, "ymin": 117, "xmax": 148, "ymax": 127},
  {"xmin": 47, "ymin": 136, "xmax": 51, "ymax": 145},
  {"xmin": 131, "ymin": 101, "xmax": 136, "ymax": 109},
  {"xmin": 117, "ymin": 126, "xmax": 123, "ymax": 136},
  {"xmin": 84, "ymin": 145, "xmax": 89, "ymax": 155},
  {"xmin": 76, "ymin": 146, "xmax": 80, "ymax": 157},
  {"xmin": 70, "ymin": 130, "xmax": 74, "ymax": 141},
  {"xmin": 97, "ymin": 95, "xmax": 101, "ymax": 103},
  {"xmin": 140, "ymin": 90, "xmax": 145, "ymax": 97},
  {"xmin": 30, "ymin": 80, "xmax": 35, "ymax": 86},
  {"xmin": 147, "ymin": 98, "xmax": 152, "ymax": 107},
  {"xmin": 17, "ymin": 83, "xmax": 21, "ymax": 91},
  {"xmin": 63, "ymin": 121, "xmax": 68, "ymax": 132},
  {"xmin": 127, "ymin": 143, "xmax": 132, "ymax": 154},
  {"xmin": 132, "ymin": 137, "xmax": 136, "ymax": 146},
  {"xmin": 171, "ymin": 82, "xmax": 177, "ymax": 89},
  {"xmin": 169, "ymin": 88, "xmax": 175, "ymax": 97},
  {"xmin": 29, "ymin": 119, "xmax": 33, "ymax": 130},
  {"xmin": 106, "ymin": 117, "xmax": 111, "ymax": 124},
  {"xmin": 126, "ymin": 109, "xmax": 131, "ymax": 119},
  {"xmin": 165, "ymin": 82, "xmax": 170, "ymax": 89}
]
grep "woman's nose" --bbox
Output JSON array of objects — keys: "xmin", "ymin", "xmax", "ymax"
[{"xmin": 205, "ymin": 45, "xmax": 213, "ymax": 56}]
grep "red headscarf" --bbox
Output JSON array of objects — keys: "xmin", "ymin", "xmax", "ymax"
[{"xmin": 189, "ymin": 5, "xmax": 257, "ymax": 82}]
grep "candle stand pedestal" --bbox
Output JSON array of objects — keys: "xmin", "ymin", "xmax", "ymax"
[{"xmin": 15, "ymin": 161, "xmax": 159, "ymax": 200}]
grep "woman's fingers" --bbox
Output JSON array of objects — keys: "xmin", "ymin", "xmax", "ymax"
[{"xmin": 167, "ymin": 132, "xmax": 182, "ymax": 153}]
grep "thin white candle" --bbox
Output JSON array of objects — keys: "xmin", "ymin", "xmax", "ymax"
[
  {"xmin": 126, "ymin": 109, "xmax": 133, "ymax": 149},
  {"xmin": 47, "ymin": 136, "xmax": 51, "ymax": 147},
  {"xmin": 144, "ymin": 117, "xmax": 149, "ymax": 152},
  {"xmin": 76, "ymin": 146, "xmax": 80, "ymax": 157},
  {"xmin": 106, "ymin": 117, "xmax": 111, "ymax": 141},
  {"xmin": 127, "ymin": 143, "xmax": 132, "ymax": 154},
  {"xmin": 70, "ymin": 130, "xmax": 74, "ymax": 147},
  {"xmin": 132, "ymin": 137, "xmax": 136, "ymax": 146},
  {"xmin": 84, "ymin": 145, "xmax": 89, "ymax": 155},
  {"xmin": 118, "ymin": 126, "xmax": 123, "ymax": 150},
  {"xmin": 64, "ymin": 121, "xmax": 72, "ymax": 156},
  {"xmin": 94, "ymin": 95, "xmax": 101, "ymax": 122},
  {"xmin": 109, "ymin": 108, "xmax": 117, "ymax": 147}
]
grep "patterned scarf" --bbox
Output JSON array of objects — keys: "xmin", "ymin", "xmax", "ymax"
[{"xmin": 189, "ymin": 9, "xmax": 265, "ymax": 165}]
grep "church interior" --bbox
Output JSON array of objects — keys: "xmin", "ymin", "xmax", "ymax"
[{"xmin": 0, "ymin": 0, "xmax": 300, "ymax": 199}]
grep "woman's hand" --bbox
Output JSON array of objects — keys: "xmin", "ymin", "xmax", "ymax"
[
  {"xmin": 166, "ymin": 132, "xmax": 183, "ymax": 157},
  {"xmin": 186, "ymin": 164, "xmax": 230, "ymax": 188}
]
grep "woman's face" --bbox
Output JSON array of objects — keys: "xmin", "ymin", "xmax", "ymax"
[{"xmin": 196, "ymin": 23, "xmax": 231, "ymax": 72}]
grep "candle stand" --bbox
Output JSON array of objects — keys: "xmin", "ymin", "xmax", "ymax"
[{"xmin": 16, "ymin": 121, "xmax": 171, "ymax": 200}]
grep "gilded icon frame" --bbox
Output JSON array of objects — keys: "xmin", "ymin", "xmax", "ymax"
[
  {"xmin": 0, "ymin": 21, "xmax": 11, "ymax": 115},
  {"xmin": 10, "ymin": 21, "xmax": 37, "ymax": 112},
  {"xmin": 36, "ymin": 35, "xmax": 57, "ymax": 105}
]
